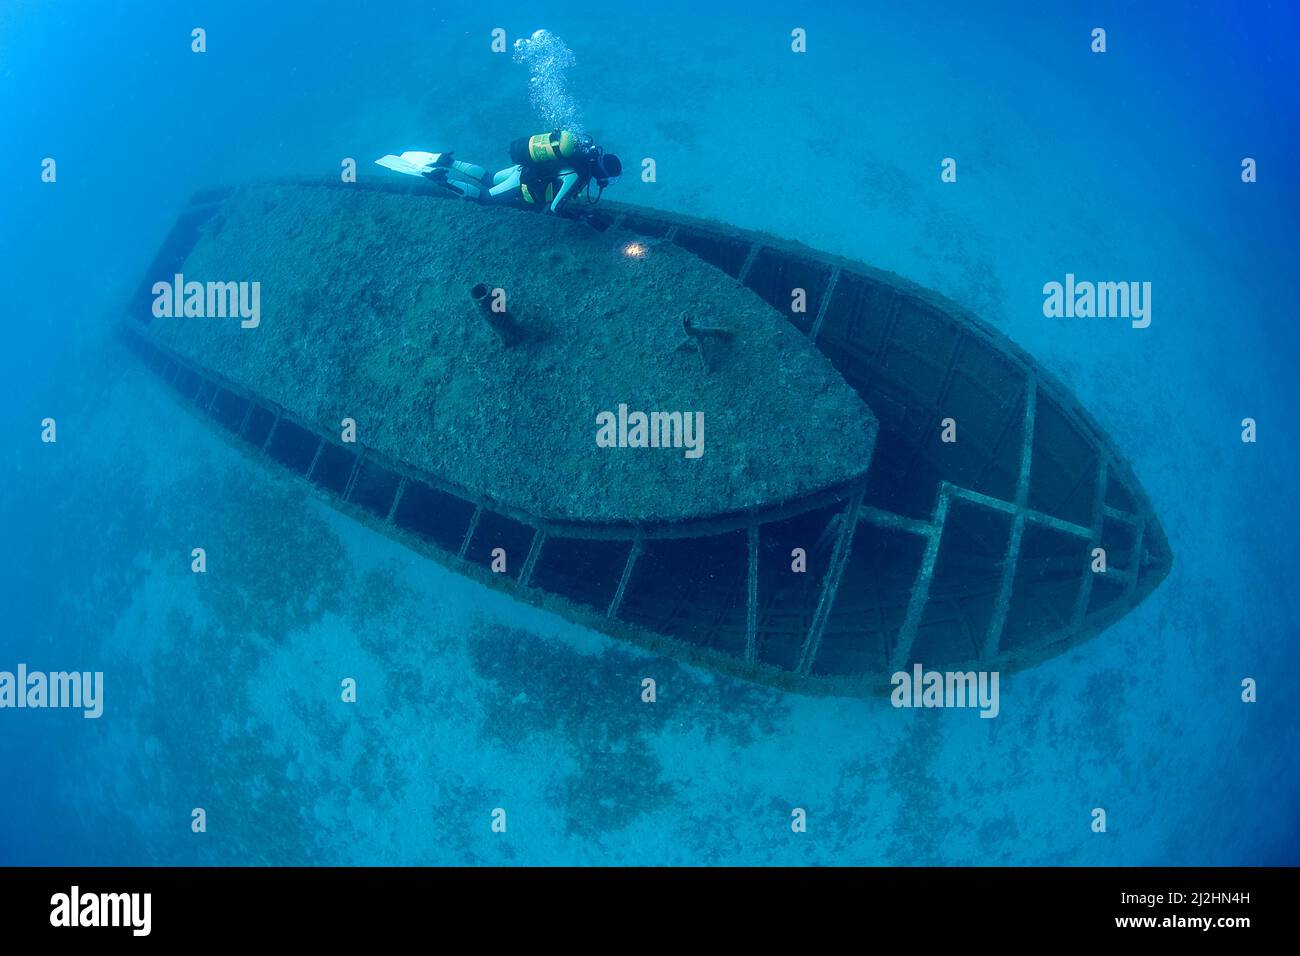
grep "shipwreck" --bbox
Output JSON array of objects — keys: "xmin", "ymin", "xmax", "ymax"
[{"xmin": 120, "ymin": 177, "xmax": 1172, "ymax": 696}]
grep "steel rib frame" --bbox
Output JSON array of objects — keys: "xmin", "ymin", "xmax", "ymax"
[
  {"xmin": 607, "ymin": 540, "xmax": 642, "ymax": 619},
  {"xmin": 518, "ymin": 528, "xmax": 546, "ymax": 588},
  {"xmin": 304, "ymin": 436, "xmax": 327, "ymax": 481},
  {"xmin": 882, "ymin": 329, "xmax": 970, "ymax": 499},
  {"xmin": 459, "ymin": 505, "xmax": 482, "ymax": 559},
  {"xmin": 795, "ymin": 483, "xmax": 866, "ymax": 677},
  {"xmin": 1125, "ymin": 520, "xmax": 1146, "ymax": 597},
  {"xmin": 1072, "ymin": 457, "xmax": 1109, "ymax": 628},
  {"xmin": 341, "ymin": 448, "xmax": 364, "ymax": 501},
  {"xmin": 888, "ymin": 489, "xmax": 951, "ymax": 670},
  {"xmin": 808, "ymin": 266, "xmax": 842, "ymax": 343},
  {"xmin": 385, "ymin": 476, "xmax": 407, "ymax": 524},
  {"xmin": 981, "ymin": 375, "xmax": 1037, "ymax": 661},
  {"xmin": 736, "ymin": 241, "xmax": 761, "ymax": 285}
]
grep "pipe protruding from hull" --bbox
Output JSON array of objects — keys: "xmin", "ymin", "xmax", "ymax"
[
  {"xmin": 470, "ymin": 283, "xmax": 523, "ymax": 346},
  {"xmin": 677, "ymin": 314, "xmax": 732, "ymax": 372}
]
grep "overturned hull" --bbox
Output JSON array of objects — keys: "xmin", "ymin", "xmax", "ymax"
[{"xmin": 121, "ymin": 178, "xmax": 1172, "ymax": 696}]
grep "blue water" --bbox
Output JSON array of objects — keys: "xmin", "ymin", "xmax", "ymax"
[{"xmin": 2, "ymin": 1, "xmax": 1297, "ymax": 865}]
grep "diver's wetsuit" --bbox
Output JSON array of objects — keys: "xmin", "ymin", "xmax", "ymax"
[{"xmin": 437, "ymin": 158, "xmax": 587, "ymax": 214}]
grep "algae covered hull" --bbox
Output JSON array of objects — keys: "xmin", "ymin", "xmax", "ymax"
[
  {"xmin": 122, "ymin": 177, "xmax": 1172, "ymax": 696},
  {"xmin": 138, "ymin": 182, "xmax": 875, "ymax": 524}
]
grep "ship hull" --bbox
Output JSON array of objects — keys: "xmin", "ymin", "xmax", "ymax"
[{"xmin": 121, "ymin": 178, "xmax": 1173, "ymax": 696}]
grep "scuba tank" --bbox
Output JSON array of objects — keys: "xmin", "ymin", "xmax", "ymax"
[{"xmin": 509, "ymin": 130, "xmax": 591, "ymax": 167}]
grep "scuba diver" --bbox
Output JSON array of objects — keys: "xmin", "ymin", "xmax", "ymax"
[{"xmin": 376, "ymin": 130, "xmax": 622, "ymax": 215}]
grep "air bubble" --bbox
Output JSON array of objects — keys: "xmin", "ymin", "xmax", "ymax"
[{"xmin": 512, "ymin": 28, "xmax": 584, "ymax": 132}]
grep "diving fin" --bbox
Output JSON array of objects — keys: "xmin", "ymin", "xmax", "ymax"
[{"xmin": 374, "ymin": 151, "xmax": 449, "ymax": 178}]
